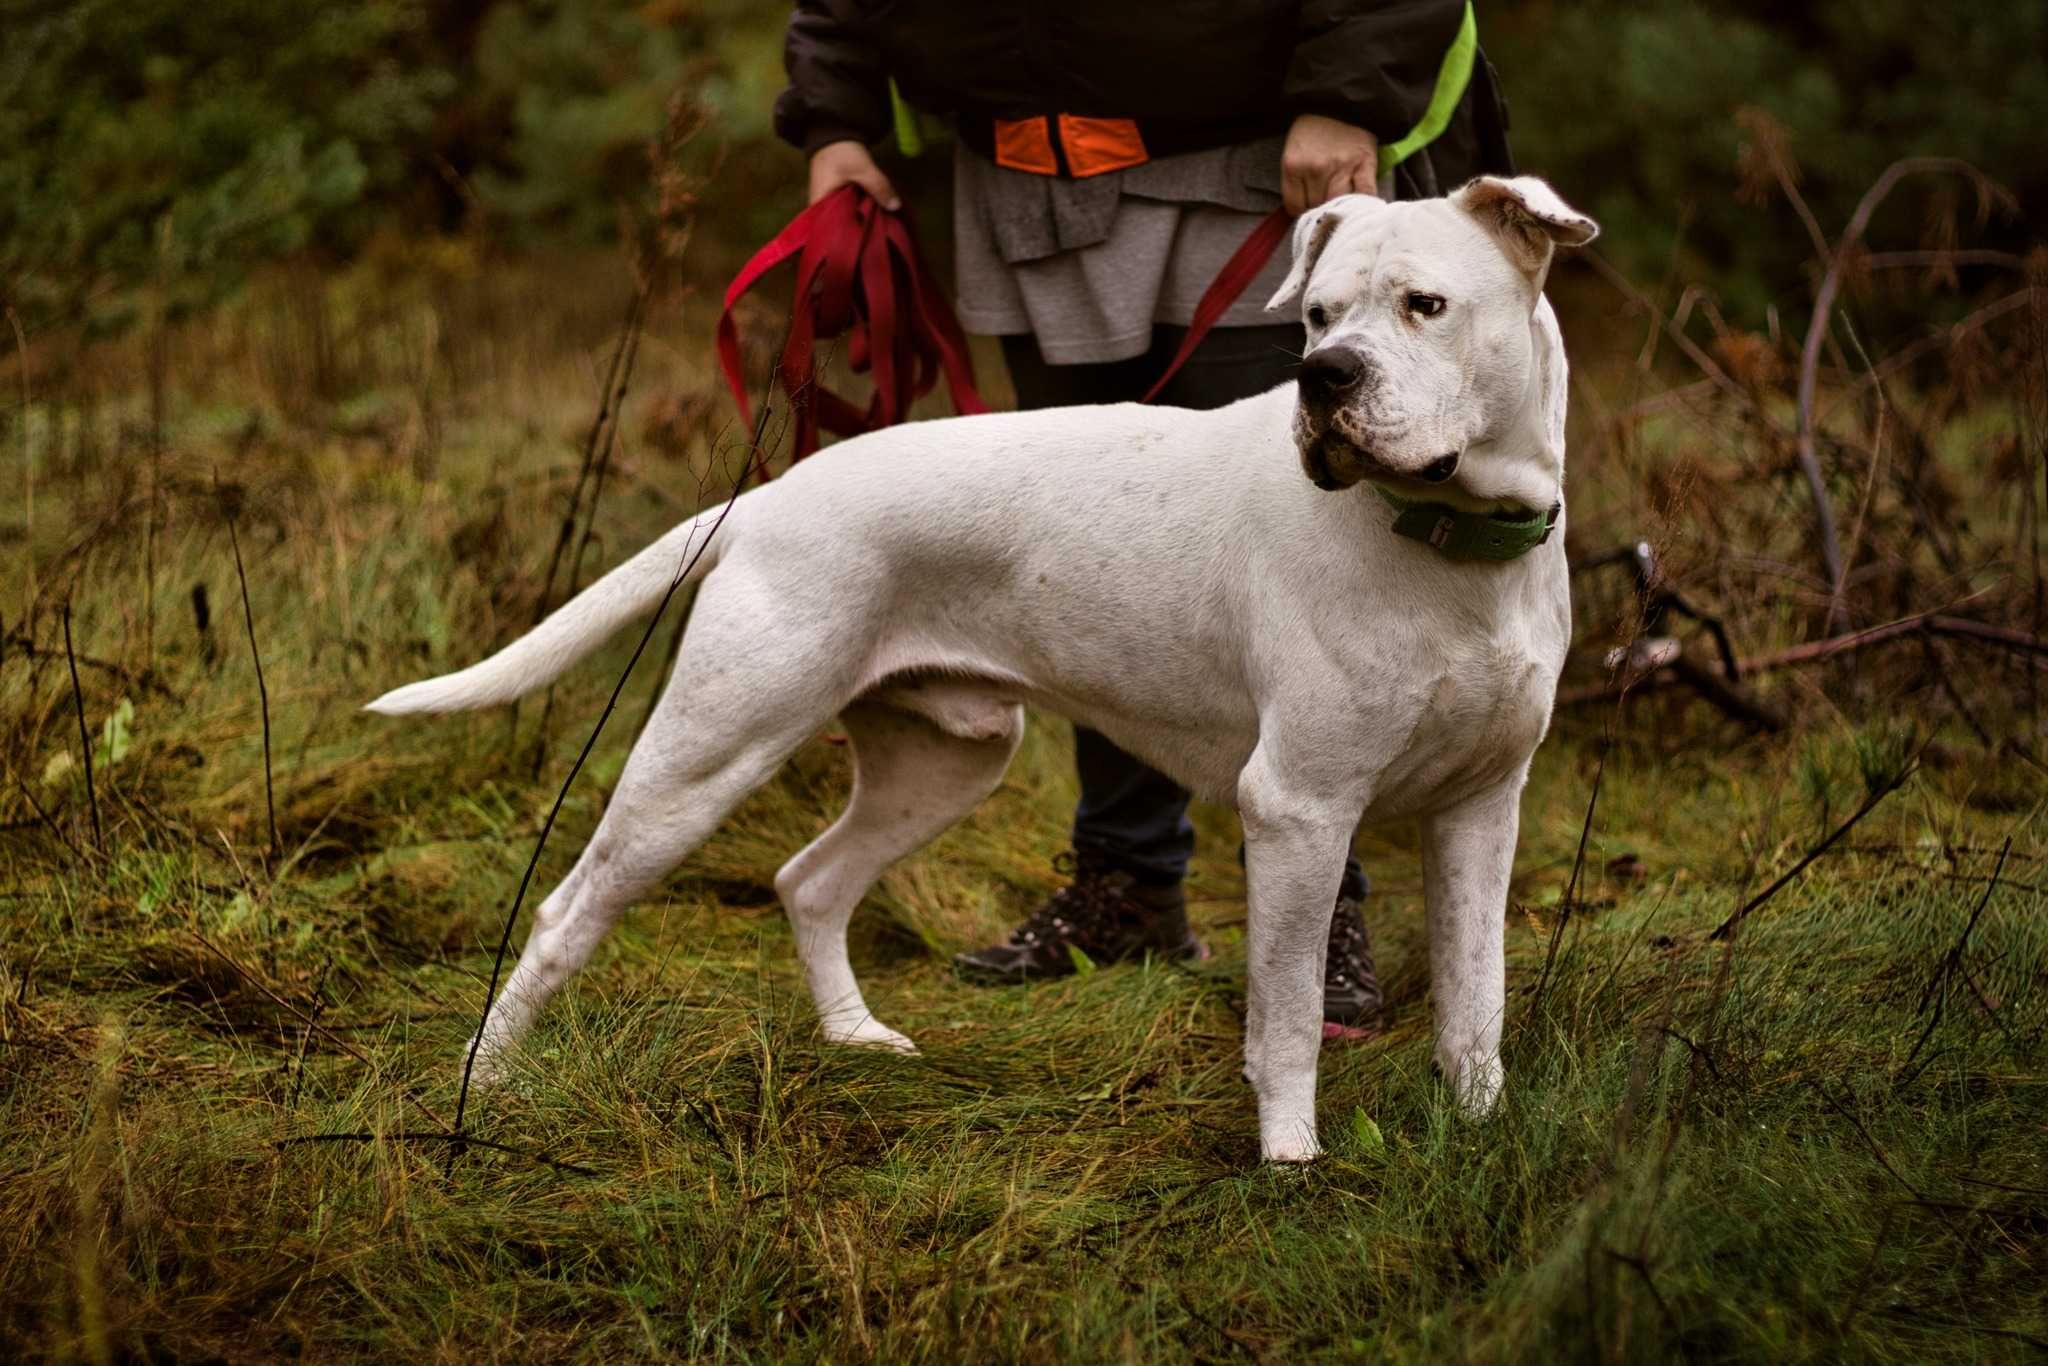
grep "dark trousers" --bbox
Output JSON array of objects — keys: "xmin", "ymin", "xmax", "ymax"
[{"xmin": 1001, "ymin": 324, "xmax": 1369, "ymax": 901}]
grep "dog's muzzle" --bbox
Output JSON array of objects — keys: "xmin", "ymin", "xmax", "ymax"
[{"xmin": 1298, "ymin": 346, "xmax": 1367, "ymax": 403}]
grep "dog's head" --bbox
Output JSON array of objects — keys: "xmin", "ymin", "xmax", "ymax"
[{"xmin": 1266, "ymin": 176, "xmax": 1598, "ymax": 511}]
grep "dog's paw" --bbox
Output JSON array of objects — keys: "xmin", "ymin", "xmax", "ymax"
[
  {"xmin": 463, "ymin": 1039, "xmax": 513, "ymax": 1091},
  {"xmin": 1450, "ymin": 1056, "xmax": 1505, "ymax": 1118},
  {"xmin": 1261, "ymin": 1135, "xmax": 1323, "ymax": 1164},
  {"xmin": 826, "ymin": 1020, "xmax": 919, "ymax": 1055},
  {"xmin": 1259, "ymin": 1117, "xmax": 1323, "ymax": 1164}
]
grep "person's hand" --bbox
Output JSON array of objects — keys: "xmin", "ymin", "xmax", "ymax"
[
  {"xmin": 807, "ymin": 139, "xmax": 902, "ymax": 210},
  {"xmin": 1281, "ymin": 114, "xmax": 1379, "ymax": 216}
]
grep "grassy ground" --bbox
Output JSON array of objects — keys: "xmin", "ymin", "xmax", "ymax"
[{"xmin": 3, "ymin": 257, "xmax": 2045, "ymax": 1362}]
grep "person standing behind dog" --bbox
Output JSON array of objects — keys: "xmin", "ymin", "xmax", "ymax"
[{"xmin": 774, "ymin": 0, "xmax": 1514, "ymax": 1035}]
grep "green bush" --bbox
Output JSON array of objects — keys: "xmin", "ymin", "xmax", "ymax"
[
  {"xmin": 3, "ymin": 1, "xmax": 2040, "ymax": 329},
  {"xmin": 0, "ymin": 0, "xmax": 451, "ymax": 319},
  {"xmin": 1488, "ymin": 0, "xmax": 2045, "ymax": 311}
]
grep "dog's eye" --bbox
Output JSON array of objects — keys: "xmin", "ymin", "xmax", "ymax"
[
  {"xmin": 1407, "ymin": 293, "xmax": 1447, "ymax": 318},
  {"xmin": 1306, "ymin": 304, "xmax": 1328, "ymax": 328}
]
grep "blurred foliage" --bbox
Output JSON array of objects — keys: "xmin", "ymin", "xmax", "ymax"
[
  {"xmin": 1489, "ymin": 0, "xmax": 2045, "ymax": 311},
  {"xmin": 0, "ymin": 0, "xmax": 450, "ymax": 324},
  {"xmin": 1, "ymin": 0, "xmax": 2041, "ymax": 331},
  {"xmin": 0, "ymin": 0, "xmax": 787, "ymax": 330}
]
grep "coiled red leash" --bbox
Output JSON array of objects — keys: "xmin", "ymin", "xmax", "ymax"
[
  {"xmin": 717, "ymin": 186, "xmax": 988, "ymax": 466},
  {"xmin": 718, "ymin": 187, "xmax": 1291, "ymax": 463}
]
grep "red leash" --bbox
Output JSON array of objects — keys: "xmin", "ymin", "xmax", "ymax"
[
  {"xmin": 719, "ymin": 190, "xmax": 1291, "ymax": 466},
  {"xmin": 717, "ymin": 186, "xmax": 988, "ymax": 465},
  {"xmin": 1139, "ymin": 207, "xmax": 1292, "ymax": 404}
]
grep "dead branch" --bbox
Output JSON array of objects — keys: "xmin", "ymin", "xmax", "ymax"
[
  {"xmin": 1818, "ymin": 288, "xmax": 2038, "ymax": 423},
  {"xmin": 1799, "ymin": 158, "xmax": 2007, "ymax": 630},
  {"xmin": 0, "ymin": 630, "xmax": 184, "ymax": 703},
  {"xmin": 1862, "ymin": 249, "xmax": 2031, "ymax": 273},
  {"xmin": 1557, "ymin": 612, "xmax": 2048, "ymax": 710},
  {"xmin": 1584, "ymin": 251, "xmax": 1771, "ymax": 424}
]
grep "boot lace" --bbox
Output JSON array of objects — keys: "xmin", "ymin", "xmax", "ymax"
[
  {"xmin": 1009, "ymin": 852, "xmax": 1124, "ymax": 948},
  {"xmin": 1326, "ymin": 900, "xmax": 1373, "ymax": 989}
]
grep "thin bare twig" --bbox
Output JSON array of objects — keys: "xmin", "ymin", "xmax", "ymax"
[
  {"xmin": 1818, "ymin": 288, "xmax": 2035, "ymax": 422},
  {"xmin": 1709, "ymin": 759, "xmax": 1917, "ymax": 941},
  {"xmin": 8, "ymin": 769, "xmax": 80, "ymax": 862},
  {"xmin": 1799, "ymin": 158, "xmax": 2003, "ymax": 630},
  {"xmin": 452, "ymin": 391, "xmax": 781, "ymax": 1168},
  {"xmin": 1862, "ymin": 249, "xmax": 2030, "ymax": 273},
  {"xmin": 1530, "ymin": 738, "xmax": 1608, "ymax": 1019},
  {"xmin": 6, "ymin": 306, "xmax": 30, "ymax": 606},
  {"xmin": 540, "ymin": 293, "xmax": 644, "ymax": 608},
  {"xmin": 223, "ymin": 493, "xmax": 278, "ymax": 862},
  {"xmin": 0, "ymin": 631, "xmax": 183, "ymax": 702},
  {"xmin": 532, "ymin": 288, "xmax": 649, "ymax": 779},
  {"xmin": 183, "ymin": 930, "xmax": 451, "ymax": 1131},
  {"xmin": 1810, "ymin": 1081, "xmax": 1926, "ymax": 1200},
  {"xmin": 564, "ymin": 300, "xmax": 646, "ymax": 603},
  {"xmin": 1895, "ymin": 839, "xmax": 2011, "ymax": 1088},
  {"xmin": 1584, "ymin": 251, "xmax": 1767, "ymax": 422},
  {"xmin": 61, "ymin": 603, "xmax": 102, "ymax": 853},
  {"xmin": 273, "ymin": 1130, "xmax": 596, "ymax": 1178},
  {"xmin": 519, "ymin": 288, "xmax": 648, "ymax": 762}
]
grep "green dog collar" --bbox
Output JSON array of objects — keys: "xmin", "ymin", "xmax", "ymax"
[{"xmin": 1373, "ymin": 485, "xmax": 1560, "ymax": 562}]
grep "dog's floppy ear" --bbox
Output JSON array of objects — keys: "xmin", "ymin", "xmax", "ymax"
[
  {"xmin": 1264, "ymin": 194, "xmax": 1379, "ymax": 314},
  {"xmin": 1452, "ymin": 176, "xmax": 1599, "ymax": 289}
]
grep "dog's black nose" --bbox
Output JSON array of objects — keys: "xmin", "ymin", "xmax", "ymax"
[
  {"xmin": 1299, "ymin": 347, "xmax": 1365, "ymax": 399},
  {"xmin": 1419, "ymin": 453, "xmax": 1460, "ymax": 483}
]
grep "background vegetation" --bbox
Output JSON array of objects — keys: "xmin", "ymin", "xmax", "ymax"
[
  {"xmin": 5, "ymin": 0, "xmax": 2043, "ymax": 326},
  {"xmin": 3, "ymin": 1, "xmax": 2045, "ymax": 1360}
]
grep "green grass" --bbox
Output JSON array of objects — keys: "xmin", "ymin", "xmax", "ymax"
[{"xmin": 3, "ymin": 263, "xmax": 2045, "ymax": 1361}]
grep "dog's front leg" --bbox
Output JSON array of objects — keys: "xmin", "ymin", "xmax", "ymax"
[
  {"xmin": 1419, "ymin": 780, "xmax": 1523, "ymax": 1116},
  {"xmin": 1240, "ymin": 759, "xmax": 1359, "ymax": 1163}
]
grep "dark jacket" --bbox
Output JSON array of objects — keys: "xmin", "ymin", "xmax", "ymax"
[{"xmin": 776, "ymin": 0, "xmax": 1512, "ymax": 197}]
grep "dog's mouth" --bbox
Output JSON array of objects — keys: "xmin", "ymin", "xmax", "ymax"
[{"xmin": 1302, "ymin": 433, "xmax": 1462, "ymax": 493}]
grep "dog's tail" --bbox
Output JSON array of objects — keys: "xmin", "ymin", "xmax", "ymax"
[{"xmin": 364, "ymin": 506, "xmax": 740, "ymax": 716}]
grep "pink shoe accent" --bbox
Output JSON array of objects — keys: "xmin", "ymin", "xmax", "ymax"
[{"xmin": 1322, "ymin": 1020, "xmax": 1381, "ymax": 1044}]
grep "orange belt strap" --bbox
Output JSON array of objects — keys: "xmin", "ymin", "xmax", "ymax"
[
  {"xmin": 992, "ymin": 117, "xmax": 1057, "ymax": 175},
  {"xmin": 992, "ymin": 115, "xmax": 1149, "ymax": 178},
  {"xmin": 1058, "ymin": 116, "xmax": 1148, "ymax": 176}
]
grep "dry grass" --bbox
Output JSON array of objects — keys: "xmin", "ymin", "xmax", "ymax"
[{"xmin": 2, "ymin": 241, "xmax": 2044, "ymax": 1362}]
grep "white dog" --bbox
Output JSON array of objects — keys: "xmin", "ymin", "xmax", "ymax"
[{"xmin": 369, "ymin": 176, "xmax": 1598, "ymax": 1162}]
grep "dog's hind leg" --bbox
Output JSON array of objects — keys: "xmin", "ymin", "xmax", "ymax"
[
  {"xmin": 467, "ymin": 585, "xmax": 857, "ymax": 1084},
  {"xmin": 775, "ymin": 692, "xmax": 1023, "ymax": 1052}
]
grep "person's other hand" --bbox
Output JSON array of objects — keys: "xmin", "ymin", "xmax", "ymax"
[
  {"xmin": 1281, "ymin": 115, "xmax": 1379, "ymax": 216},
  {"xmin": 807, "ymin": 139, "xmax": 902, "ymax": 210}
]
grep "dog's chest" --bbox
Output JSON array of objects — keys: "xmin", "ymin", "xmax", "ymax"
[{"xmin": 1365, "ymin": 633, "xmax": 1561, "ymax": 818}]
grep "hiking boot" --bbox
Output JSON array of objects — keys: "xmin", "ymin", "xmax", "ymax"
[
  {"xmin": 954, "ymin": 852, "xmax": 1205, "ymax": 983},
  {"xmin": 1322, "ymin": 891, "xmax": 1385, "ymax": 1041}
]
